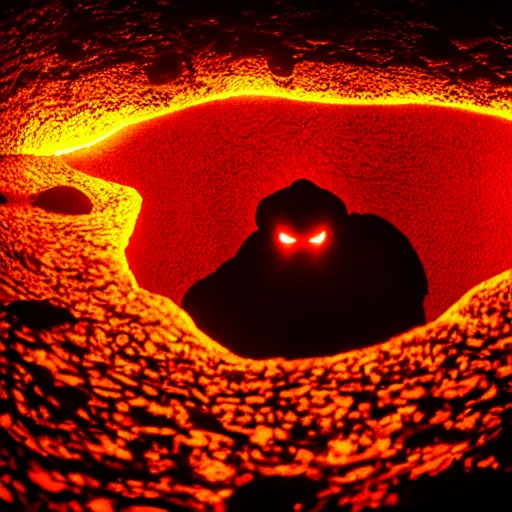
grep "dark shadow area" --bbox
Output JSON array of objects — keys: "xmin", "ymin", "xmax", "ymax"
[
  {"xmin": 182, "ymin": 179, "xmax": 427, "ymax": 358},
  {"xmin": 31, "ymin": 185, "xmax": 93, "ymax": 215},
  {"xmin": 5, "ymin": 300, "xmax": 77, "ymax": 330},
  {"xmin": 224, "ymin": 466, "xmax": 512, "ymax": 512},
  {"xmin": 225, "ymin": 475, "xmax": 322, "ymax": 512}
]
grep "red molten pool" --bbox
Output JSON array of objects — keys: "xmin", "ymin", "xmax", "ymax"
[{"xmin": 64, "ymin": 95, "xmax": 512, "ymax": 322}]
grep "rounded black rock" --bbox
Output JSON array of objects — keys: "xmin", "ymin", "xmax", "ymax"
[{"xmin": 32, "ymin": 185, "xmax": 93, "ymax": 215}]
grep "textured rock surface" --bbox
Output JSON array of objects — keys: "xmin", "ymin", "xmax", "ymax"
[
  {"xmin": 0, "ymin": 155, "xmax": 511, "ymax": 510},
  {"xmin": 0, "ymin": 1, "xmax": 512, "ymax": 511},
  {"xmin": 1, "ymin": 0, "xmax": 511, "ymax": 155}
]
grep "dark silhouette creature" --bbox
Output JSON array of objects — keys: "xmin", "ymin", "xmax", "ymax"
[{"xmin": 182, "ymin": 179, "xmax": 427, "ymax": 359}]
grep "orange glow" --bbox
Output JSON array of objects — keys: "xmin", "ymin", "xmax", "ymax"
[
  {"xmin": 279, "ymin": 232, "xmax": 297, "ymax": 245},
  {"xmin": 5, "ymin": 67, "xmax": 512, "ymax": 158},
  {"xmin": 1, "ymin": 16, "xmax": 512, "ymax": 512},
  {"xmin": 309, "ymin": 230, "xmax": 326, "ymax": 245},
  {"xmin": 0, "ymin": 42, "xmax": 510, "ymax": 157}
]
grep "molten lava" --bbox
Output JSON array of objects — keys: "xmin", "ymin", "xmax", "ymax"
[
  {"xmin": 0, "ymin": 2, "xmax": 512, "ymax": 510},
  {"xmin": 63, "ymin": 98, "xmax": 512, "ymax": 322}
]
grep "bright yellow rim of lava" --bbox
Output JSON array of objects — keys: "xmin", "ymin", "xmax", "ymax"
[{"xmin": 5, "ymin": 58, "xmax": 510, "ymax": 157}]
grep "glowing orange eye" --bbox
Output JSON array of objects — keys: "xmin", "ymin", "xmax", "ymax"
[
  {"xmin": 279, "ymin": 232, "xmax": 297, "ymax": 244},
  {"xmin": 309, "ymin": 231, "xmax": 326, "ymax": 244}
]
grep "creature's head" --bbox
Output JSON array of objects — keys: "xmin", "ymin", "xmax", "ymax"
[{"xmin": 255, "ymin": 179, "xmax": 349, "ymax": 268}]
